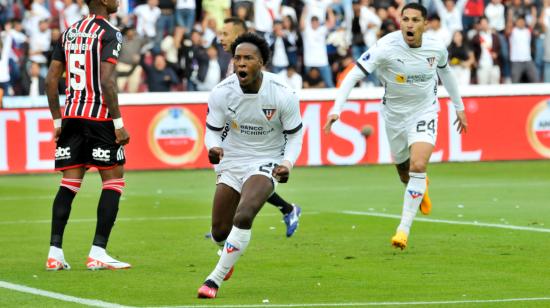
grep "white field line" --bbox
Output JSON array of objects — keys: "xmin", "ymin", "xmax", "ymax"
[
  {"xmin": 156, "ymin": 297, "xmax": 550, "ymax": 307},
  {"xmin": 341, "ymin": 211, "xmax": 550, "ymax": 233},
  {"xmin": 0, "ymin": 280, "xmax": 133, "ymax": 308},
  {"xmin": 0, "ymin": 212, "xmax": 320, "ymax": 225}
]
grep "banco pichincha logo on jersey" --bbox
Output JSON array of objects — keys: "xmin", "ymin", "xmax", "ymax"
[
  {"xmin": 148, "ymin": 107, "xmax": 204, "ymax": 165},
  {"xmin": 526, "ymin": 100, "xmax": 550, "ymax": 158}
]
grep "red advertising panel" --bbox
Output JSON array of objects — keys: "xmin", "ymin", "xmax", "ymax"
[{"xmin": 1, "ymin": 96, "xmax": 549, "ymax": 174}]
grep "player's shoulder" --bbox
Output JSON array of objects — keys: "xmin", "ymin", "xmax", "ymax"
[
  {"xmin": 376, "ymin": 31, "xmax": 403, "ymax": 47},
  {"xmin": 422, "ymin": 32, "xmax": 447, "ymax": 51},
  {"xmin": 95, "ymin": 16, "xmax": 121, "ymax": 38},
  {"xmin": 210, "ymin": 75, "xmax": 240, "ymax": 101},
  {"xmin": 264, "ymin": 72, "xmax": 296, "ymax": 97}
]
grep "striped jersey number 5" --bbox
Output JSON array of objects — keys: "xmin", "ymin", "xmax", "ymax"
[{"xmin": 69, "ymin": 54, "xmax": 86, "ymax": 90}]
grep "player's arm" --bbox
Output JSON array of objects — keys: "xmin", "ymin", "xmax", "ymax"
[
  {"xmin": 437, "ymin": 61, "xmax": 468, "ymax": 133},
  {"xmin": 204, "ymin": 90, "xmax": 227, "ymax": 164},
  {"xmin": 46, "ymin": 59, "xmax": 65, "ymax": 142},
  {"xmin": 273, "ymin": 94, "xmax": 303, "ymax": 183},
  {"xmin": 100, "ymin": 61, "xmax": 130, "ymax": 145},
  {"xmin": 323, "ymin": 65, "xmax": 367, "ymax": 134},
  {"xmin": 100, "ymin": 29, "xmax": 130, "ymax": 145}
]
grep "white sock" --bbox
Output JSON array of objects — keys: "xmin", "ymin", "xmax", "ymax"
[
  {"xmin": 48, "ymin": 246, "xmax": 64, "ymax": 260},
  {"xmin": 89, "ymin": 245, "xmax": 106, "ymax": 258},
  {"xmin": 397, "ymin": 172, "xmax": 427, "ymax": 235},
  {"xmin": 206, "ymin": 225, "xmax": 251, "ymax": 287}
]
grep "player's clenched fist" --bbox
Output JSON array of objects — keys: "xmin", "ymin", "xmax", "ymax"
[
  {"xmin": 272, "ymin": 165, "xmax": 290, "ymax": 183},
  {"xmin": 208, "ymin": 147, "xmax": 224, "ymax": 164},
  {"xmin": 115, "ymin": 128, "xmax": 130, "ymax": 145}
]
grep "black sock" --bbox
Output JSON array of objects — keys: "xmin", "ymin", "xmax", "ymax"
[
  {"xmin": 50, "ymin": 187, "xmax": 76, "ymax": 248},
  {"xmin": 93, "ymin": 189, "xmax": 120, "ymax": 249},
  {"xmin": 204, "ymin": 279, "xmax": 219, "ymax": 289},
  {"xmin": 267, "ymin": 192, "xmax": 293, "ymax": 215}
]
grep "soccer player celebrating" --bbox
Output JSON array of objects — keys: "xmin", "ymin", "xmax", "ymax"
[
  {"xmin": 219, "ymin": 17, "xmax": 302, "ymax": 237},
  {"xmin": 198, "ymin": 33, "xmax": 303, "ymax": 298},
  {"xmin": 45, "ymin": 0, "xmax": 131, "ymax": 270},
  {"xmin": 324, "ymin": 3, "xmax": 468, "ymax": 250}
]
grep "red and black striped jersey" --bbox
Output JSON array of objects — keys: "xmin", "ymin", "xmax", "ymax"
[{"xmin": 51, "ymin": 15, "xmax": 122, "ymax": 120}]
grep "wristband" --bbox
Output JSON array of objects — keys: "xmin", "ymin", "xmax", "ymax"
[
  {"xmin": 113, "ymin": 118, "xmax": 124, "ymax": 129},
  {"xmin": 53, "ymin": 118, "xmax": 62, "ymax": 129}
]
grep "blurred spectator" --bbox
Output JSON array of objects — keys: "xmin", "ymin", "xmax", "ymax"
[
  {"xmin": 278, "ymin": 65, "xmax": 302, "ymax": 90},
  {"xmin": 303, "ymin": 67, "xmax": 326, "ymax": 88},
  {"xmin": 433, "ymin": 0, "xmax": 467, "ymax": 34},
  {"xmin": 55, "ymin": 0, "xmax": 88, "ymax": 32},
  {"xmin": 471, "ymin": 16, "xmax": 502, "ymax": 84},
  {"xmin": 0, "ymin": 30, "xmax": 12, "ymax": 96},
  {"xmin": 300, "ymin": 6, "xmax": 335, "ymax": 87},
  {"xmin": 426, "ymin": 14, "xmax": 451, "ymax": 47},
  {"xmin": 281, "ymin": 15, "xmax": 300, "ymax": 70},
  {"xmin": 508, "ymin": 15, "xmax": 539, "ymax": 83},
  {"xmin": 28, "ymin": 18, "xmax": 50, "ymax": 65},
  {"xmin": 116, "ymin": 27, "xmax": 145, "ymax": 93},
  {"xmin": 542, "ymin": 0, "xmax": 550, "ymax": 82},
  {"xmin": 448, "ymin": 31, "xmax": 475, "ymax": 85},
  {"xmin": 359, "ymin": 2, "xmax": 381, "ymax": 52},
  {"xmin": 270, "ymin": 20, "xmax": 292, "ymax": 73},
  {"xmin": 192, "ymin": 45, "xmax": 222, "ymax": 91},
  {"xmin": 21, "ymin": 61, "xmax": 45, "ymax": 96},
  {"xmin": 180, "ymin": 29, "xmax": 208, "ymax": 91},
  {"xmin": 23, "ymin": 0, "xmax": 51, "ymax": 36},
  {"xmin": 350, "ymin": 0, "xmax": 367, "ymax": 60},
  {"xmin": 175, "ymin": 0, "xmax": 196, "ymax": 47},
  {"xmin": 254, "ymin": 0, "xmax": 282, "ymax": 37},
  {"xmin": 235, "ymin": 3, "xmax": 254, "ymax": 29},
  {"xmin": 201, "ymin": 17, "xmax": 218, "ymax": 48},
  {"xmin": 202, "ymin": 0, "xmax": 231, "ymax": 30},
  {"xmin": 232, "ymin": 0, "xmax": 253, "ymax": 21},
  {"xmin": 463, "ymin": 0, "xmax": 484, "ymax": 31},
  {"xmin": 485, "ymin": 0, "xmax": 505, "ymax": 33},
  {"xmin": 156, "ymin": 0, "xmax": 175, "ymax": 52},
  {"xmin": 507, "ymin": 0, "xmax": 537, "ymax": 29},
  {"xmin": 141, "ymin": 53, "xmax": 180, "ymax": 92},
  {"xmin": 133, "ymin": 0, "xmax": 161, "ymax": 46},
  {"xmin": 378, "ymin": 6, "xmax": 399, "ymax": 38}
]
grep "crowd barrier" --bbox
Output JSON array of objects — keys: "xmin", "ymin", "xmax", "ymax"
[{"xmin": 1, "ymin": 84, "xmax": 549, "ymax": 174}]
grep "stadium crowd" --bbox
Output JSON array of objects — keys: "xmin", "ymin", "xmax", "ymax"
[{"xmin": 0, "ymin": 0, "xmax": 550, "ymax": 98}]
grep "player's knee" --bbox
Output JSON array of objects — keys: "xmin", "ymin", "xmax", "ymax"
[
  {"xmin": 233, "ymin": 210, "xmax": 254, "ymax": 229},
  {"xmin": 211, "ymin": 224, "xmax": 231, "ymax": 243},
  {"xmin": 102, "ymin": 178, "xmax": 125, "ymax": 195},
  {"xmin": 410, "ymin": 160, "xmax": 427, "ymax": 173},
  {"xmin": 60, "ymin": 178, "xmax": 83, "ymax": 194}
]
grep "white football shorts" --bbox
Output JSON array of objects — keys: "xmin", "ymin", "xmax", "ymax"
[
  {"xmin": 216, "ymin": 160, "xmax": 279, "ymax": 194},
  {"xmin": 385, "ymin": 108, "xmax": 439, "ymax": 164}
]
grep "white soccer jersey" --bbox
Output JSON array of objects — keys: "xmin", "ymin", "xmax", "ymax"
[
  {"xmin": 206, "ymin": 72, "xmax": 302, "ymax": 170},
  {"xmin": 357, "ymin": 31, "xmax": 448, "ymax": 123}
]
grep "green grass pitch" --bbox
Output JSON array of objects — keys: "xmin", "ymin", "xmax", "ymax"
[{"xmin": 1, "ymin": 161, "xmax": 550, "ymax": 307}]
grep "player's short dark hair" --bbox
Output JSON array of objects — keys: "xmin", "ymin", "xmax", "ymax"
[
  {"xmin": 230, "ymin": 32, "xmax": 271, "ymax": 65},
  {"xmin": 224, "ymin": 17, "xmax": 248, "ymax": 33},
  {"xmin": 84, "ymin": 0, "xmax": 92, "ymax": 5},
  {"xmin": 401, "ymin": 3, "xmax": 427, "ymax": 19}
]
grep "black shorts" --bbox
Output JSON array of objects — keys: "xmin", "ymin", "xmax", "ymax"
[{"xmin": 55, "ymin": 118, "xmax": 126, "ymax": 170}]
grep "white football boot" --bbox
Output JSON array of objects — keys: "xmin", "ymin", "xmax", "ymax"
[
  {"xmin": 46, "ymin": 246, "xmax": 71, "ymax": 271},
  {"xmin": 86, "ymin": 245, "xmax": 131, "ymax": 270}
]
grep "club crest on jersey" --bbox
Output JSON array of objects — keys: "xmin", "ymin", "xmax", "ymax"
[
  {"xmin": 426, "ymin": 57, "xmax": 435, "ymax": 67},
  {"xmin": 225, "ymin": 242, "xmax": 240, "ymax": 254},
  {"xmin": 408, "ymin": 190, "xmax": 423, "ymax": 199},
  {"xmin": 262, "ymin": 108, "xmax": 276, "ymax": 121}
]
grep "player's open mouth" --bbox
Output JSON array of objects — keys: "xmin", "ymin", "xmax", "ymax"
[
  {"xmin": 238, "ymin": 71, "xmax": 248, "ymax": 79},
  {"xmin": 406, "ymin": 31, "xmax": 414, "ymax": 37}
]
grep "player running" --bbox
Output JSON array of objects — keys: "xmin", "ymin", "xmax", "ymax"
[
  {"xmin": 197, "ymin": 33, "xmax": 303, "ymax": 298},
  {"xmin": 219, "ymin": 17, "xmax": 302, "ymax": 237},
  {"xmin": 324, "ymin": 3, "xmax": 468, "ymax": 250},
  {"xmin": 45, "ymin": 0, "xmax": 131, "ymax": 270}
]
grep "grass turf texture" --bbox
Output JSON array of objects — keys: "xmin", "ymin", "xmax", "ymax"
[{"xmin": 1, "ymin": 161, "xmax": 549, "ymax": 307}]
